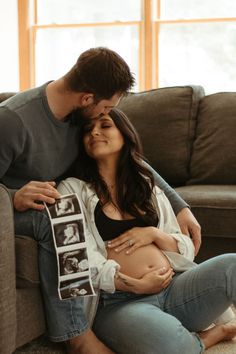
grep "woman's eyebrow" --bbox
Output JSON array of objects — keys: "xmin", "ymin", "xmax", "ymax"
[{"xmin": 98, "ymin": 117, "xmax": 113, "ymax": 122}]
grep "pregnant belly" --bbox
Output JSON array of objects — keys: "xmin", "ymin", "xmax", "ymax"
[{"xmin": 107, "ymin": 243, "xmax": 171, "ymax": 279}]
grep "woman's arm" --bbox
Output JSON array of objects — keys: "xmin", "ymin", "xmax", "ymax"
[
  {"xmin": 107, "ymin": 226, "xmax": 179, "ymax": 254},
  {"xmin": 114, "ymin": 267, "xmax": 174, "ymax": 294}
]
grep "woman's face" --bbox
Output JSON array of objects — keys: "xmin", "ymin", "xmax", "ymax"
[{"xmin": 83, "ymin": 115, "xmax": 124, "ymax": 161}]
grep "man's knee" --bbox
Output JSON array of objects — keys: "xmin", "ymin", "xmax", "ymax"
[{"xmin": 14, "ymin": 209, "xmax": 51, "ymax": 242}]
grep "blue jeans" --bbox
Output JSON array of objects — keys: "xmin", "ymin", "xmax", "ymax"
[
  {"xmin": 93, "ymin": 254, "xmax": 236, "ymax": 354},
  {"xmin": 14, "ymin": 210, "xmax": 89, "ymax": 342}
]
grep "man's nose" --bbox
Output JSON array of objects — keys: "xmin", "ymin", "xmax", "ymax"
[{"xmin": 103, "ymin": 107, "xmax": 111, "ymax": 115}]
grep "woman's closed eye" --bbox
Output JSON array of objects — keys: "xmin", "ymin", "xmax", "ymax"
[{"xmin": 101, "ymin": 123, "xmax": 112, "ymax": 129}]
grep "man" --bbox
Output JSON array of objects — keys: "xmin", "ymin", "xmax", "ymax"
[{"xmin": 0, "ymin": 47, "xmax": 201, "ymax": 354}]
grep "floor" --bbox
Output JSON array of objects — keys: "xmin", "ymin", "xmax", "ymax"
[{"xmin": 15, "ymin": 308, "xmax": 236, "ymax": 354}]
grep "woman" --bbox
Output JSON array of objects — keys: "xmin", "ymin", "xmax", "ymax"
[{"xmin": 58, "ymin": 108, "xmax": 236, "ymax": 354}]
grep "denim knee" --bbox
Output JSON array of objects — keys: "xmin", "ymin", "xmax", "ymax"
[
  {"xmin": 32, "ymin": 210, "xmax": 52, "ymax": 243},
  {"xmin": 94, "ymin": 300, "xmax": 204, "ymax": 354},
  {"xmin": 14, "ymin": 209, "xmax": 52, "ymax": 242}
]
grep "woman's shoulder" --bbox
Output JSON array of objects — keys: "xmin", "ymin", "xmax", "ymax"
[
  {"xmin": 152, "ymin": 185, "xmax": 171, "ymax": 208},
  {"xmin": 153, "ymin": 185, "xmax": 165, "ymax": 195},
  {"xmin": 58, "ymin": 177, "xmax": 93, "ymax": 195}
]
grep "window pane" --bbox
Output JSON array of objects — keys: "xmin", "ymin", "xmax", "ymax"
[
  {"xmin": 158, "ymin": 22, "xmax": 236, "ymax": 94},
  {"xmin": 0, "ymin": 0, "xmax": 19, "ymax": 91},
  {"xmin": 160, "ymin": 0, "xmax": 236, "ymax": 19},
  {"xmin": 37, "ymin": 0, "xmax": 141, "ymax": 24},
  {"xmin": 35, "ymin": 26, "xmax": 139, "ymax": 90}
]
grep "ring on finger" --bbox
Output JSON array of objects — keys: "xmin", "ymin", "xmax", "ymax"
[{"xmin": 128, "ymin": 239, "xmax": 134, "ymax": 247}]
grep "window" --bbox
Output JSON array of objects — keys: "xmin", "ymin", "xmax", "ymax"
[
  {"xmin": 18, "ymin": 0, "xmax": 236, "ymax": 94},
  {"xmin": 154, "ymin": 0, "xmax": 236, "ymax": 93}
]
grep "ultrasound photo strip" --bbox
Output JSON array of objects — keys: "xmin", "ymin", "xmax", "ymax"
[{"xmin": 45, "ymin": 193, "xmax": 95, "ymax": 300}]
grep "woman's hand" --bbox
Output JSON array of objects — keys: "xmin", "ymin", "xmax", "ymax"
[
  {"xmin": 138, "ymin": 267, "xmax": 174, "ymax": 294},
  {"xmin": 115, "ymin": 266, "xmax": 174, "ymax": 294},
  {"xmin": 107, "ymin": 226, "xmax": 157, "ymax": 254},
  {"xmin": 107, "ymin": 226, "xmax": 178, "ymax": 254}
]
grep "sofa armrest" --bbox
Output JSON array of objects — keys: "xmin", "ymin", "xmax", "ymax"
[{"xmin": 0, "ymin": 184, "xmax": 17, "ymax": 354}]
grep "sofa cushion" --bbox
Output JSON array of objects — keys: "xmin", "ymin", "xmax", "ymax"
[
  {"xmin": 175, "ymin": 185, "xmax": 236, "ymax": 239},
  {"xmin": 15, "ymin": 236, "xmax": 40, "ymax": 288},
  {"xmin": 188, "ymin": 93, "xmax": 236, "ymax": 184},
  {"xmin": 0, "ymin": 92, "xmax": 16, "ymax": 103},
  {"xmin": 118, "ymin": 86, "xmax": 205, "ymax": 186}
]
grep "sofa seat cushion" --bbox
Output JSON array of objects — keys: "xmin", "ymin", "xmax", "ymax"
[
  {"xmin": 118, "ymin": 85, "xmax": 205, "ymax": 186},
  {"xmin": 175, "ymin": 185, "xmax": 236, "ymax": 239},
  {"xmin": 15, "ymin": 236, "xmax": 40, "ymax": 288},
  {"xmin": 16, "ymin": 288, "xmax": 45, "ymax": 347},
  {"xmin": 188, "ymin": 92, "xmax": 236, "ymax": 184}
]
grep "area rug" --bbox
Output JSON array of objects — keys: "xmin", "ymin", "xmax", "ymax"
[
  {"xmin": 14, "ymin": 337, "xmax": 65, "ymax": 354},
  {"xmin": 15, "ymin": 308, "xmax": 236, "ymax": 354},
  {"xmin": 206, "ymin": 306, "xmax": 236, "ymax": 354}
]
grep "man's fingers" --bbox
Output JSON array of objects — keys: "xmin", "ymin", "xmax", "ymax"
[
  {"xmin": 30, "ymin": 202, "xmax": 46, "ymax": 211},
  {"xmin": 192, "ymin": 235, "xmax": 202, "ymax": 256},
  {"xmin": 13, "ymin": 180, "xmax": 60, "ymax": 211},
  {"xmin": 28, "ymin": 180, "xmax": 56, "ymax": 188},
  {"xmin": 32, "ymin": 193, "xmax": 57, "ymax": 204},
  {"xmin": 28, "ymin": 185, "xmax": 60, "ymax": 198},
  {"xmin": 28, "ymin": 181, "xmax": 60, "ymax": 195},
  {"xmin": 180, "ymin": 224, "xmax": 190, "ymax": 236}
]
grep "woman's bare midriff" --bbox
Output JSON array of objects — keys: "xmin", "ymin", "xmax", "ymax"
[{"xmin": 107, "ymin": 243, "xmax": 171, "ymax": 279}]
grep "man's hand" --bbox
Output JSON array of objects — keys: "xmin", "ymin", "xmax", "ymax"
[
  {"xmin": 13, "ymin": 181, "xmax": 60, "ymax": 211},
  {"xmin": 176, "ymin": 207, "xmax": 201, "ymax": 256}
]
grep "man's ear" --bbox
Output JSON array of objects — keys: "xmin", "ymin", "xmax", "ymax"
[{"xmin": 81, "ymin": 93, "xmax": 94, "ymax": 107}]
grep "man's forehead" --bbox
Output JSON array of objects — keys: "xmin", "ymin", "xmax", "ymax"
[{"xmin": 103, "ymin": 93, "xmax": 122, "ymax": 105}]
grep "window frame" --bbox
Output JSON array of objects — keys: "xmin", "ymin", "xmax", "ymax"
[{"xmin": 18, "ymin": 0, "xmax": 236, "ymax": 91}]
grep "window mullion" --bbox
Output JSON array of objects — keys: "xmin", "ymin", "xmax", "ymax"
[
  {"xmin": 143, "ymin": 0, "xmax": 153, "ymax": 90},
  {"xmin": 18, "ymin": 0, "xmax": 31, "ymax": 90}
]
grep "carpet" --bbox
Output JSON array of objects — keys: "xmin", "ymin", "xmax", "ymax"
[
  {"xmin": 15, "ymin": 308, "xmax": 236, "ymax": 354},
  {"xmin": 205, "ymin": 307, "xmax": 236, "ymax": 354},
  {"xmin": 14, "ymin": 336, "xmax": 65, "ymax": 354}
]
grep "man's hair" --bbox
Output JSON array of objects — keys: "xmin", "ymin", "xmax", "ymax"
[{"xmin": 63, "ymin": 47, "xmax": 135, "ymax": 100}]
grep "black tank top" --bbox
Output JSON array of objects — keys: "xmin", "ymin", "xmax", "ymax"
[{"xmin": 94, "ymin": 202, "xmax": 147, "ymax": 241}]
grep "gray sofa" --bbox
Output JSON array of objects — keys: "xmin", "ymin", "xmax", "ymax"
[
  {"xmin": 118, "ymin": 86, "xmax": 236, "ymax": 261},
  {"xmin": 1, "ymin": 85, "xmax": 236, "ymax": 353}
]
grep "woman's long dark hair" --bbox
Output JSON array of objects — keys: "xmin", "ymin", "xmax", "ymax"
[{"xmin": 76, "ymin": 108, "xmax": 158, "ymax": 226}]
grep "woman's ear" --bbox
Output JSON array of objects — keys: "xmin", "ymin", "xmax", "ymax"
[{"xmin": 81, "ymin": 93, "xmax": 94, "ymax": 107}]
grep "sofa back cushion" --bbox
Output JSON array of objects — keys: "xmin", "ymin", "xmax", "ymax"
[
  {"xmin": 188, "ymin": 92, "xmax": 236, "ymax": 184},
  {"xmin": 0, "ymin": 92, "xmax": 16, "ymax": 103},
  {"xmin": 118, "ymin": 85, "xmax": 204, "ymax": 186}
]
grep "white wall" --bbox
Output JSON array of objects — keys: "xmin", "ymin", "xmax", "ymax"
[{"xmin": 0, "ymin": 0, "xmax": 19, "ymax": 91}]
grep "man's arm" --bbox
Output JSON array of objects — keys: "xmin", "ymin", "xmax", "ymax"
[
  {"xmin": 147, "ymin": 163, "xmax": 188, "ymax": 215},
  {"xmin": 145, "ymin": 162, "xmax": 201, "ymax": 255},
  {"xmin": 0, "ymin": 108, "xmax": 60, "ymax": 211}
]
